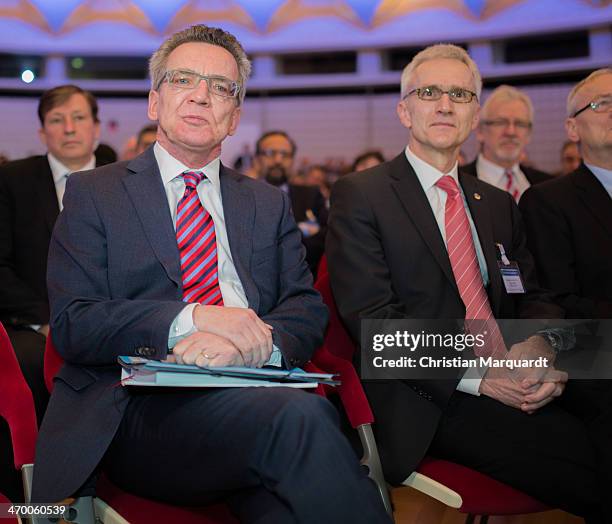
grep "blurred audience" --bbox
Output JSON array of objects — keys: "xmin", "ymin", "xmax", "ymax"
[
  {"xmin": 304, "ymin": 164, "xmax": 330, "ymax": 204},
  {"xmin": 255, "ymin": 130, "xmax": 327, "ymax": 275},
  {"xmin": 559, "ymin": 139, "xmax": 582, "ymax": 175},
  {"xmin": 94, "ymin": 142, "xmax": 118, "ymax": 165},
  {"xmin": 135, "ymin": 123, "xmax": 157, "ymax": 154},
  {"xmin": 351, "ymin": 150, "xmax": 385, "ymax": 172},
  {"xmin": 463, "ymin": 85, "xmax": 551, "ymax": 201},
  {"xmin": 0, "ymin": 153, "xmax": 9, "ymax": 166}
]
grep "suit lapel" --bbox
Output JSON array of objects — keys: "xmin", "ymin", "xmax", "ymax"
[
  {"xmin": 123, "ymin": 149, "xmax": 182, "ymax": 287},
  {"xmin": 388, "ymin": 154, "xmax": 458, "ymax": 293},
  {"xmin": 460, "ymin": 173, "xmax": 503, "ymax": 315},
  {"xmin": 219, "ymin": 165, "xmax": 259, "ymax": 311},
  {"xmin": 573, "ymin": 164, "xmax": 612, "ymax": 239},
  {"xmin": 35, "ymin": 158, "xmax": 60, "ymax": 234}
]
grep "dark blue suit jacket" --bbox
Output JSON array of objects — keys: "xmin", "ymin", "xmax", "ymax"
[{"xmin": 33, "ymin": 148, "xmax": 328, "ymax": 502}]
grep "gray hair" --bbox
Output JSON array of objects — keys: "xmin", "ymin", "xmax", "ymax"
[
  {"xmin": 481, "ymin": 85, "xmax": 534, "ymax": 124},
  {"xmin": 400, "ymin": 44, "xmax": 482, "ymax": 100},
  {"xmin": 149, "ymin": 25, "xmax": 251, "ymax": 105},
  {"xmin": 566, "ymin": 68, "xmax": 612, "ymax": 117}
]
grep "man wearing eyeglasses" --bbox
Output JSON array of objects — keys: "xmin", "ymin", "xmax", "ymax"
[
  {"xmin": 521, "ymin": 69, "xmax": 612, "ymax": 319},
  {"xmin": 254, "ymin": 130, "xmax": 328, "ymax": 276},
  {"xmin": 328, "ymin": 44, "xmax": 606, "ymax": 522},
  {"xmin": 32, "ymin": 25, "xmax": 390, "ymax": 523},
  {"xmin": 462, "ymin": 85, "xmax": 551, "ymax": 201}
]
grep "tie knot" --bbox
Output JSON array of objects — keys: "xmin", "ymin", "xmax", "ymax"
[
  {"xmin": 435, "ymin": 175, "xmax": 460, "ymax": 197},
  {"xmin": 181, "ymin": 170, "xmax": 206, "ymax": 190}
]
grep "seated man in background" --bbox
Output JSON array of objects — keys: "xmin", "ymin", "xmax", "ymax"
[
  {"xmin": 462, "ymin": 85, "xmax": 551, "ymax": 201},
  {"xmin": 32, "ymin": 24, "xmax": 390, "ymax": 523},
  {"xmin": 254, "ymin": 130, "xmax": 328, "ymax": 275},
  {"xmin": 327, "ymin": 44, "xmax": 607, "ymax": 522},
  {"xmin": 521, "ymin": 69, "xmax": 611, "ymax": 318},
  {"xmin": 0, "ymin": 84, "xmax": 106, "ymax": 501}
]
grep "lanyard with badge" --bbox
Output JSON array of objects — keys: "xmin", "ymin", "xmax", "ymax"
[{"xmin": 496, "ymin": 243, "xmax": 526, "ymax": 294}]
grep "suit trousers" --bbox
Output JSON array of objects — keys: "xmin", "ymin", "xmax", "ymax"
[
  {"xmin": 429, "ymin": 387, "xmax": 610, "ymax": 522},
  {"xmin": 103, "ymin": 386, "xmax": 390, "ymax": 524}
]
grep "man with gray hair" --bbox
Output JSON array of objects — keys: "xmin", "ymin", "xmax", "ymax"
[
  {"xmin": 328, "ymin": 44, "xmax": 605, "ymax": 521},
  {"xmin": 32, "ymin": 24, "xmax": 390, "ymax": 522},
  {"xmin": 462, "ymin": 85, "xmax": 551, "ymax": 201}
]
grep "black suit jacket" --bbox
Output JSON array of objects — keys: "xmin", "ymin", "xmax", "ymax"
[
  {"xmin": 0, "ymin": 155, "xmax": 109, "ymax": 327},
  {"xmin": 33, "ymin": 149, "xmax": 327, "ymax": 502},
  {"xmin": 462, "ymin": 159, "xmax": 552, "ymax": 186},
  {"xmin": 520, "ymin": 163, "xmax": 612, "ymax": 318},
  {"xmin": 288, "ymin": 184, "xmax": 328, "ymax": 274},
  {"xmin": 326, "ymin": 153, "xmax": 562, "ymax": 484}
]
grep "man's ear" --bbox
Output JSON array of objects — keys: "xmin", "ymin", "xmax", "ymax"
[
  {"xmin": 397, "ymin": 99, "xmax": 412, "ymax": 130},
  {"xmin": 147, "ymin": 90, "xmax": 159, "ymax": 121},
  {"xmin": 38, "ymin": 127, "xmax": 47, "ymax": 148},
  {"xmin": 227, "ymin": 106, "xmax": 241, "ymax": 137},
  {"xmin": 565, "ymin": 117, "xmax": 580, "ymax": 143}
]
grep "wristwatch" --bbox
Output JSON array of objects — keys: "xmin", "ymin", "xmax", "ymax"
[{"xmin": 535, "ymin": 330, "xmax": 564, "ymax": 353}]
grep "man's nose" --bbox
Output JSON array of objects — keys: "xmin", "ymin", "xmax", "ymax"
[
  {"xmin": 63, "ymin": 118, "xmax": 76, "ymax": 134},
  {"xmin": 435, "ymin": 93, "xmax": 454, "ymax": 113},
  {"xmin": 191, "ymin": 78, "xmax": 211, "ymax": 105}
]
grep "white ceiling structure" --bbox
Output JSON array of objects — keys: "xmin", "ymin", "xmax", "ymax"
[{"xmin": 0, "ymin": 0, "xmax": 609, "ymax": 54}]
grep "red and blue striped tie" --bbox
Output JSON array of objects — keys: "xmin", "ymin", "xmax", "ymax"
[{"xmin": 176, "ymin": 170, "xmax": 224, "ymax": 306}]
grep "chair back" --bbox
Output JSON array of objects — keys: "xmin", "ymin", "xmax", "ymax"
[
  {"xmin": 0, "ymin": 322, "xmax": 38, "ymax": 469},
  {"xmin": 312, "ymin": 268, "xmax": 374, "ymax": 428},
  {"xmin": 44, "ymin": 332, "xmax": 64, "ymax": 393}
]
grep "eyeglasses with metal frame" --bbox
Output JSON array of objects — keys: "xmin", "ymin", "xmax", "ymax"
[
  {"xmin": 571, "ymin": 95, "xmax": 611, "ymax": 118},
  {"xmin": 161, "ymin": 69, "xmax": 241, "ymax": 99},
  {"xmin": 404, "ymin": 85, "xmax": 478, "ymax": 104}
]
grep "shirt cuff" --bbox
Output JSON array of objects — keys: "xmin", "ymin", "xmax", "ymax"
[
  {"xmin": 456, "ymin": 364, "xmax": 487, "ymax": 396},
  {"xmin": 265, "ymin": 345, "xmax": 282, "ymax": 367},
  {"xmin": 168, "ymin": 303, "xmax": 198, "ymax": 349}
]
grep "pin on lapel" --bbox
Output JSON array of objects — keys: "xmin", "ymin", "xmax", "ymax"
[{"xmin": 473, "ymin": 193, "xmax": 482, "ymax": 200}]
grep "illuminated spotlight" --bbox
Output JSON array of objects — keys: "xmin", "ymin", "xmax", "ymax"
[{"xmin": 21, "ymin": 69, "xmax": 35, "ymax": 83}]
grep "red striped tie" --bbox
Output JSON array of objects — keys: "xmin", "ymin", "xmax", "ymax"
[
  {"xmin": 436, "ymin": 176, "xmax": 505, "ymax": 357},
  {"xmin": 504, "ymin": 169, "xmax": 520, "ymax": 202},
  {"xmin": 176, "ymin": 171, "xmax": 223, "ymax": 306}
]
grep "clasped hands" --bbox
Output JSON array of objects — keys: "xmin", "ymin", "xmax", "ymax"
[
  {"xmin": 170, "ymin": 305, "xmax": 273, "ymax": 369},
  {"xmin": 479, "ymin": 335, "xmax": 568, "ymax": 414}
]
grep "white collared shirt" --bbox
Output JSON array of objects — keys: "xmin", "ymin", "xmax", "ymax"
[
  {"xmin": 475, "ymin": 154, "xmax": 530, "ymax": 200},
  {"xmin": 47, "ymin": 153, "xmax": 96, "ymax": 210},
  {"xmin": 405, "ymin": 146, "xmax": 488, "ymax": 395},
  {"xmin": 155, "ymin": 143, "xmax": 281, "ymax": 365}
]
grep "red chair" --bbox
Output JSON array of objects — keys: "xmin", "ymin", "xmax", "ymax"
[
  {"xmin": 44, "ymin": 333, "xmax": 238, "ymax": 524},
  {"xmin": 312, "ymin": 267, "xmax": 550, "ymax": 523},
  {"xmin": 0, "ymin": 322, "xmax": 38, "ymax": 523}
]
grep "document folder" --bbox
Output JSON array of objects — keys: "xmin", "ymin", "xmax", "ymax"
[{"xmin": 118, "ymin": 356, "xmax": 339, "ymax": 389}]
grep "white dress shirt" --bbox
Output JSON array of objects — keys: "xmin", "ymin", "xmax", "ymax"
[
  {"xmin": 47, "ymin": 153, "xmax": 96, "ymax": 211},
  {"xmin": 475, "ymin": 154, "xmax": 530, "ymax": 200},
  {"xmin": 155, "ymin": 143, "xmax": 281, "ymax": 366},
  {"xmin": 405, "ymin": 146, "xmax": 487, "ymax": 395}
]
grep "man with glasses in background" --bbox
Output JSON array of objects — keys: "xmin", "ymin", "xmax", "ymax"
[
  {"xmin": 32, "ymin": 25, "xmax": 390, "ymax": 523},
  {"xmin": 521, "ymin": 69, "xmax": 611, "ymax": 319},
  {"xmin": 462, "ymin": 85, "xmax": 551, "ymax": 201},
  {"xmin": 327, "ymin": 44, "xmax": 606, "ymax": 522},
  {"xmin": 255, "ymin": 130, "xmax": 328, "ymax": 276}
]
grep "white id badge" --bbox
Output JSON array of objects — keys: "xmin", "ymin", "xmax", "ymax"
[{"xmin": 495, "ymin": 243, "xmax": 526, "ymax": 294}]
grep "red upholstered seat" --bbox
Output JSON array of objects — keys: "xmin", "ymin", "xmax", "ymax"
[
  {"xmin": 44, "ymin": 334, "xmax": 239, "ymax": 523},
  {"xmin": 0, "ymin": 322, "xmax": 38, "ymax": 522},
  {"xmin": 0, "ymin": 492, "xmax": 19, "ymax": 523},
  {"xmin": 312, "ymin": 257, "xmax": 550, "ymax": 519}
]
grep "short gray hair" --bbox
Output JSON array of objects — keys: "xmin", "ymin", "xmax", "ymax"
[
  {"xmin": 566, "ymin": 68, "xmax": 612, "ymax": 117},
  {"xmin": 481, "ymin": 85, "xmax": 534, "ymax": 124},
  {"xmin": 149, "ymin": 25, "xmax": 251, "ymax": 105},
  {"xmin": 400, "ymin": 44, "xmax": 482, "ymax": 100}
]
